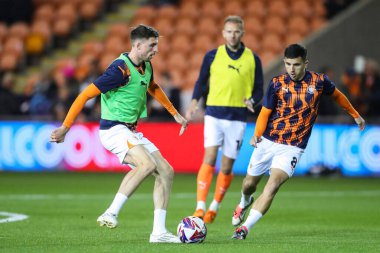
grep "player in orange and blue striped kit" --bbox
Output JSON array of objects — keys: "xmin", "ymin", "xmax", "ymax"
[{"xmin": 231, "ymin": 44, "xmax": 366, "ymax": 240}]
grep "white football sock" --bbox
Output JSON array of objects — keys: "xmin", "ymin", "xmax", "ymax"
[
  {"xmin": 152, "ymin": 209, "xmax": 167, "ymax": 235},
  {"xmin": 242, "ymin": 209, "xmax": 263, "ymax": 231},
  {"xmin": 208, "ymin": 199, "xmax": 219, "ymax": 212},
  {"xmin": 196, "ymin": 201, "xmax": 206, "ymax": 211},
  {"xmin": 106, "ymin": 193, "xmax": 128, "ymax": 215},
  {"xmin": 239, "ymin": 192, "xmax": 252, "ymax": 208}
]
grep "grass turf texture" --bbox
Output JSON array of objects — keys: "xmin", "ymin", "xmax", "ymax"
[{"xmin": 0, "ymin": 172, "xmax": 379, "ymax": 253}]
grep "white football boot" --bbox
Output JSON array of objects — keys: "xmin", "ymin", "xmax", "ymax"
[
  {"xmin": 97, "ymin": 213, "xmax": 118, "ymax": 228},
  {"xmin": 232, "ymin": 195, "xmax": 254, "ymax": 226},
  {"xmin": 149, "ymin": 232, "xmax": 181, "ymax": 243}
]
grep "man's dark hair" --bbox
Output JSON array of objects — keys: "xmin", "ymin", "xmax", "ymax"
[
  {"xmin": 284, "ymin": 44, "xmax": 307, "ymax": 60},
  {"xmin": 130, "ymin": 24, "xmax": 159, "ymax": 42}
]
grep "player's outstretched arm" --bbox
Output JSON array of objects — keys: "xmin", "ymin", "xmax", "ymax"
[
  {"xmin": 250, "ymin": 106, "xmax": 272, "ymax": 147},
  {"xmin": 50, "ymin": 83, "xmax": 101, "ymax": 143},
  {"xmin": 331, "ymin": 88, "xmax": 366, "ymax": 131},
  {"xmin": 147, "ymin": 81, "xmax": 188, "ymax": 135},
  {"xmin": 147, "ymin": 81, "xmax": 178, "ymax": 115}
]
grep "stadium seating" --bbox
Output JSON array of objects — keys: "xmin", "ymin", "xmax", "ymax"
[
  {"xmin": 1, "ymin": 0, "xmax": 330, "ymax": 94},
  {"xmin": 66, "ymin": 0, "xmax": 330, "ymax": 90},
  {"xmin": 0, "ymin": 0, "xmax": 109, "ymax": 73}
]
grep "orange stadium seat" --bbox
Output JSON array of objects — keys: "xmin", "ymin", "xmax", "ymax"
[
  {"xmin": 157, "ymin": 36, "xmax": 171, "ymax": 56},
  {"xmin": 63, "ymin": 0, "xmax": 81, "ymax": 8},
  {"xmin": 0, "ymin": 52, "xmax": 19, "ymax": 72},
  {"xmin": 82, "ymin": 41, "xmax": 104, "ymax": 58},
  {"xmin": 268, "ymin": 0, "xmax": 288, "ymax": 20},
  {"xmin": 129, "ymin": 16, "xmax": 153, "ymax": 27},
  {"xmin": 243, "ymin": 33, "xmax": 261, "ymax": 54},
  {"xmin": 184, "ymin": 68, "xmax": 200, "ymax": 90},
  {"xmin": 80, "ymin": 1, "xmax": 99, "ymax": 21},
  {"xmin": 201, "ymin": 1, "xmax": 223, "ymax": 22},
  {"xmin": 171, "ymin": 34, "xmax": 192, "ymax": 56},
  {"xmin": 156, "ymin": 5, "xmax": 178, "ymax": 22},
  {"xmin": 261, "ymin": 33, "xmax": 283, "ymax": 55},
  {"xmin": 56, "ymin": 3, "xmax": 77, "ymax": 25},
  {"xmin": 85, "ymin": 0, "xmax": 103, "ymax": 9},
  {"xmin": 175, "ymin": 18, "xmax": 196, "ymax": 37},
  {"xmin": 259, "ymin": 50, "xmax": 277, "ymax": 68},
  {"xmin": 290, "ymin": 0, "xmax": 313, "ymax": 19},
  {"xmin": 99, "ymin": 52, "xmax": 119, "ymax": 72},
  {"xmin": 189, "ymin": 51, "xmax": 205, "ymax": 71},
  {"xmin": 53, "ymin": 18, "xmax": 72, "ymax": 38},
  {"xmin": 3, "ymin": 37, "xmax": 24, "ymax": 60},
  {"xmin": 264, "ymin": 16, "xmax": 287, "ymax": 37},
  {"xmin": 178, "ymin": 1, "xmax": 200, "ymax": 20},
  {"xmin": 107, "ymin": 23, "xmax": 130, "ymax": 40},
  {"xmin": 170, "ymin": 68, "xmax": 185, "ymax": 88},
  {"xmin": 314, "ymin": 1, "xmax": 327, "ymax": 18},
  {"xmin": 154, "ymin": 18, "xmax": 175, "ymax": 39},
  {"xmin": 285, "ymin": 32, "xmax": 304, "ymax": 46},
  {"xmin": 133, "ymin": 5, "xmax": 156, "ymax": 25},
  {"xmin": 167, "ymin": 52, "xmax": 188, "ymax": 74},
  {"xmin": 75, "ymin": 55, "xmax": 96, "ymax": 81},
  {"xmin": 197, "ymin": 18, "xmax": 219, "ymax": 40},
  {"xmin": 244, "ymin": 17, "xmax": 264, "ymax": 39},
  {"xmin": 223, "ymin": 1, "xmax": 245, "ymax": 17},
  {"xmin": 104, "ymin": 35, "xmax": 126, "ymax": 55},
  {"xmin": 30, "ymin": 20, "xmax": 52, "ymax": 43},
  {"xmin": 8, "ymin": 22, "xmax": 30, "ymax": 40},
  {"xmin": 150, "ymin": 52, "xmax": 167, "ymax": 77},
  {"xmin": 288, "ymin": 16, "xmax": 310, "ymax": 37},
  {"xmin": 34, "ymin": 4, "xmax": 55, "ymax": 23},
  {"xmin": 77, "ymin": 52, "xmax": 97, "ymax": 67},
  {"xmin": 194, "ymin": 34, "xmax": 215, "ymax": 53},
  {"xmin": 214, "ymin": 35, "xmax": 225, "ymax": 47},
  {"xmin": 245, "ymin": 0, "xmax": 267, "ymax": 21},
  {"xmin": 53, "ymin": 57, "xmax": 75, "ymax": 74}
]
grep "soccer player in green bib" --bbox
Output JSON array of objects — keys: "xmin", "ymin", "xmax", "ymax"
[{"xmin": 50, "ymin": 25, "xmax": 187, "ymax": 243}]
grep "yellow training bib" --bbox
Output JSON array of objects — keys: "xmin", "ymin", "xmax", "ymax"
[{"xmin": 207, "ymin": 45, "xmax": 256, "ymax": 107}]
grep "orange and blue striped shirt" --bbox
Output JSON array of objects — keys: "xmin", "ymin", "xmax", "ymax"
[{"xmin": 262, "ymin": 71, "xmax": 335, "ymax": 149}]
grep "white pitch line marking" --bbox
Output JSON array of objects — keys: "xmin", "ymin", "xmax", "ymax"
[{"xmin": 0, "ymin": 211, "xmax": 29, "ymax": 223}]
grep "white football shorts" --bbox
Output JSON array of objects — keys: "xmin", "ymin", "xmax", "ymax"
[
  {"xmin": 246, "ymin": 137, "xmax": 304, "ymax": 177},
  {"xmin": 204, "ymin": 115, "xmax": 246, "ymax": 159},
  {"xmin": 99, "ymin": 124, "xmax": 158, "ymax": 165}
]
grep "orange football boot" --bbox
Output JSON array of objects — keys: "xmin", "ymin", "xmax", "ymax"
[
  {"xmin": 203, "ymin": 210, "xmax": 217, "ymax": 223},
  {"xmin": 193, "ymin": 209, "xmax": 205, "ymax": 219}
]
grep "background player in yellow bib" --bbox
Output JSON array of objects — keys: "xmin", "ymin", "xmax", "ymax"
[
  {"xmin": 50, "ymin": 25, "xmax": 187, "ymax": 243},
  {"xmin": 186, "ymin": 16, "xmax": 264, "ymax": 223}
]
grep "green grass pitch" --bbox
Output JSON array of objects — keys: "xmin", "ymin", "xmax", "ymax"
[{"xmin": 0, "ymin": 172, "xmax": 379, "ymax": 253}]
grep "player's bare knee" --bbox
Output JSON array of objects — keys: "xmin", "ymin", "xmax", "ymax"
[
  {"xmin": 161, "ymin": 163, "xmax": 175, "ymax": 180},
  {"xmin": 243, "ymin": 175, "xmax": 258, "ymax": 191},
  {"xmin": 141, "ymin": 159, "xmax": 157, "ymax": 175}
]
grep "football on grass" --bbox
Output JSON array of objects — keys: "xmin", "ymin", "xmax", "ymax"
[{"xmin": 177, "ymin": 216, "xmax": 207, "ymax": 243}]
